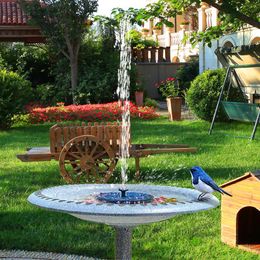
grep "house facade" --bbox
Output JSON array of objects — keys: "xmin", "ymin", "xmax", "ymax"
[
  {"xmin": 142, "ymin": 0, "xmax": 199, "ymax": 63},
  {"xmin": 142, "ymin": 1, "xmax": 260, "ymax": 72}
]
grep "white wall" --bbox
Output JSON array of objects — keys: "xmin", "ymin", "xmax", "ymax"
[{"xmin": 199, "ymin": 27, "xmax": 260, "ymax": 73}]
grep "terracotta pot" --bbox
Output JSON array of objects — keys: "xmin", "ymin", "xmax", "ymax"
[
  {"xmin": 180, "ymin": 24, "xmax": 188, "ymax": 30},
  {"xmin": 153, "ymin": 28, "xmax": 161, "ymax": 36},
  {"xmin": 166, "ymin": 27, "xmax": 174, "ymax": 33},
  {"xmin": 135, "ymin": 91, "xmax": 144, "ymax": 106},
  {"xmin": 142, "ymin": 30, "xmax": 149, "ymax": 36},
  {"xmin": 166, "ymin": 97, "xmax": 182, "ymax": 121},
  {"xmin": 200, "ymin": 2, "xmax": 209, "ymax": 9}
]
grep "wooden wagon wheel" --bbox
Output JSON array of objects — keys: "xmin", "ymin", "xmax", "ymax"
[{"xmin": 59, "ymin": 135, "xmax": 117, "ymax": 183}]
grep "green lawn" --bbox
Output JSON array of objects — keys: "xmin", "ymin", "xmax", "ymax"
[{"xmin": 0, "ymin": 118, "xmax": 260, "ymax": 259}]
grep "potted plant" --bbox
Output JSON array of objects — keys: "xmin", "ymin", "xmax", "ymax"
[
  {"xmin": 134, "ymin": 81, "xmax": 145, "ymax": 107},
  {"xmin": 84, "ymin": 19, "xmax": 93, "ymax": 27},
  {"xmin": 156, "ymin": 77, "xmax": 182, "ymax": 121},
  {"xmin": 180, "ymin": 21, "xmax": 189, "ymax": 30},
  {"xmin": 153, "ymin": 26, "xmax": 162, "ymax": 36},
  {"xmin": 141, "ymin": 28, "xmax": 150, "ymax": 37},
  {"xmin": 200, "ymin": 2, "xmax": 209, "ymax": 9},
  {"xmin": 166, "ymin": 25, "xmax": 174, "ymax": 33}
]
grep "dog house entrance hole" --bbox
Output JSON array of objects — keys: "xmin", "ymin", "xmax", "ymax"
[{"xmin": 237, "ymin": 206, "xmax": 260, "ymax": 245}]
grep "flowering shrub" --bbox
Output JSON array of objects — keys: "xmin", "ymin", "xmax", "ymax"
[
  {"xmin": 155, "ymin": 77, "xmax": 179, "ymax": 98},
  {"xmin": 28, "ymin": 102, "xmax": 159, "ymax": 123}
]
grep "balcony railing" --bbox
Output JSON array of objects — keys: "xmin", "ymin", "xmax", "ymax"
[
  {"xmin": 157, "ymin": 35, "xmax": 166, "ymax": 47},
  {"xmin": 171, "ymin": 32, "xmax": 181, "ymax": 45},
  {"xmin": 132, "ymin": 47, "xmax": 171, "ymax": 63}
]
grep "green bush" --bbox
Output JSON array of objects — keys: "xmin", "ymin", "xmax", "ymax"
[
  {"xmin": 12, "ymin": 114, "xmax": 30, "ymax": 127},
  {"xmin": 186, "ymin": 69, "xmax": 244, "ymax": 121},
  {"xmin": 34, "ymin": 83, "xmax": 69, "ymax": 106},
  {"xmin": 0, "ymin": 43, "xmax": 53, "ymax": 87},
  {"xmin": 176, "ymin": 57, "xmax": 199, "ymax": 95},
  {"xmin": 51, "ymin": 29, "xmax": 119, "ymax": 105},
  {"xmin": 127, "ymin": 29, "xmax": 158, "ymax": 49},
  {"xmin": 0, "ymin": 70, "xmax": 32, "ymax": 129},
  {"xmin": 144, "ymin": 98, "xmax": 158, "ymax": 108}
]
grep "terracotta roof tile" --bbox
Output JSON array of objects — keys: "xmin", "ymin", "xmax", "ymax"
[{"xmin": 0, "ymin": 0, "xmax": 28, "ymax": 25}]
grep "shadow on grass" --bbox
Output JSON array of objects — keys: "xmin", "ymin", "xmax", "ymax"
[
  {"xmin": 0, "ymin": 119, "xmax": 260, "ymax": 259},
  {"xmin": 0, "ymin": 128, "xmax": 51, "ymax": 151},
  {"xmin": 0, "ymin": 210, "xmax": 114, "ymax": 259}
]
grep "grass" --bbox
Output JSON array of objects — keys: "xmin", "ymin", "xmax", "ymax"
[{"xmin": 0, "ymin": 117, "xmax": 260, "ymax": 259}]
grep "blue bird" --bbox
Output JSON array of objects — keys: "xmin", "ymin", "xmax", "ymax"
[{"xmin": 190, "ymin": 166, "xmax": 232, "ymax": 200}]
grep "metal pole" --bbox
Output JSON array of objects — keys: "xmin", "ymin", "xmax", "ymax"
[
  {"xmin": 209, "ymin": 66, "xmax": 231, "ymax": 135},
  {"xmin": 250, "ymin": 108, "xmax": 260, "ymax": 140},
  {"xmin": 114, "ymin": 226, "xmax": 133, "ymax": 260}
]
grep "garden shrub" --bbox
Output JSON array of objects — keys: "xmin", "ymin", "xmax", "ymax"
[
  {"xmin": 12, "ymin": 114, "xmax": 30, "ymax": 127},
  {"xmin": 0, "ymin": 43, "xmax": 53, "ymax": 87},
  {"xmin": 0, "ymin": 70, "xmax": 32, "ymax": 129},
  {"xmin": 176, "ymin": 57, "xmax": 199, "ymax": 95},
  {"xmin": 34, "ymin": 83, "xmax": 72, "ymax": 106},
  {"xmin": 144, "ymin": 98, "xmax": 158, "ymax": 108},
  {"xmin": 128, "ymin": 29, "xmax": 158, "ymax": 49},
  {"xmin": 186, "ymin": 68, "xmax": 244, "ymax": 121},
  {"xmin": 0, "ymin": 31, "xmax": 120, "ymax": 106},
  {"xmin": 51, "ymin": 30, "xmax": 119, "ymax": 105}
]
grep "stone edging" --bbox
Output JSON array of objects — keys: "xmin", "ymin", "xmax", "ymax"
[{"xmin": 0, "ymin": 250, "xmax": 101, "ymax": 260}]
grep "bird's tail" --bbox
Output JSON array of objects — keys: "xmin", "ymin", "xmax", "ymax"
[{"xmin": 220, "ymin": 188, "xmax": 232, "ymax": 196}]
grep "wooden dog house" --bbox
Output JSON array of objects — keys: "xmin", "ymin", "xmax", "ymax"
[{"xmin": 221, "ymin": 171, "xmax": 260, "ymax": 254}]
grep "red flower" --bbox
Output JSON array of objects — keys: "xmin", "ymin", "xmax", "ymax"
[{"xmin": 28, "ymin": 102, "xmax": 159, "ymax": 124}]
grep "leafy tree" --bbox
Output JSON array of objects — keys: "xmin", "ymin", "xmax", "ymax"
[
  {"xmin": 0, "ymin": 43, "xmax": 53, "ymax": 87},
  {"xmin": 137, "ymin": 0, "xmax": 260, "ymax": 46},
  {"xmin": 20, "ymin": 0, "xmax": 98, "ymax": 103},
  {"xmin": 45, "ymin": 24, "xmax": 120, "ymax": 105},
  {"xmin": 74, "ymin": 26, "xmax": 119, "ymax": 104},
  {"xmin": 0, "ymin": 70, "xmax": 32, "ymax": 129}
]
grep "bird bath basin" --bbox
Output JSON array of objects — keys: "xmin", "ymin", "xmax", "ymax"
[{"xmin": 28, "ymin": 184, "xmax": 219, "ymax": 259}]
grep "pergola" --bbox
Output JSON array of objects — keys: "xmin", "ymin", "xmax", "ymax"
[{"xmin": 0, "ymin": 0, "xmax": 44, "ymax": 43}]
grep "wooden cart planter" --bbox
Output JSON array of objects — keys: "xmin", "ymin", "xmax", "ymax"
[{"xmin": 17, "ymin": 122, "xmax": 197, "ymax": 183}]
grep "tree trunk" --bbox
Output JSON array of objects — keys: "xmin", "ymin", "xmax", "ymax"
[
  {"xmin": 70, "ymin": 56, "xmax": 78, "ymax": 104},
  {"xmin": 64, "ymin": 32, "xmax": 81, "ymax": 104}
]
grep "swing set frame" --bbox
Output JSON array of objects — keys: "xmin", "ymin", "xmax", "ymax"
[{"xmin": 209, "ymin": 63, "xmax": 260, "ymax": 140}]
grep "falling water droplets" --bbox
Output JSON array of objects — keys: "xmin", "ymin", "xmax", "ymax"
[{"xmin": 117, "ymin": 16, "xmax": 132, "ymax": 187}]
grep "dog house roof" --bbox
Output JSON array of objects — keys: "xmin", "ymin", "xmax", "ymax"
[{"xmin": 221, "ymin": 171, "xmax": 260, "ymax": 188}]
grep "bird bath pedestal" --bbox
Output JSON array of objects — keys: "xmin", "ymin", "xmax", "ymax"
[{"xmin": 28, "ymin": 184, "xmax": 219, "ymax": 260}]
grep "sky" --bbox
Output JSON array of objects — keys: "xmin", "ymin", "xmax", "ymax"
[{"xmin": 97, "ymin": 0, "xmax": 147, "ymax": 16}]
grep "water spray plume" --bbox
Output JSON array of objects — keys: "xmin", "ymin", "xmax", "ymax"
[{"xmin": 117, "ymin": 16, "xmax": 132, "ymax": 188}]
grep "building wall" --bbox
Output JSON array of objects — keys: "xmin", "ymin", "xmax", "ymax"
[
  {"xmin": 142, "ymin": 0, "xmax": 199, "ymax": 63},
  {"xmin": 142, "ymin": 1, "xmax": 260, "ymax": 75},
  {"xmin": 136, "ymin": 62, "xmax": 187, "ymax": 98},
  {"xmin": 199, "ymin": 27, "xmax": 260, "ymax": 73}
]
